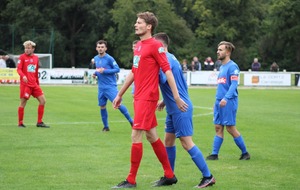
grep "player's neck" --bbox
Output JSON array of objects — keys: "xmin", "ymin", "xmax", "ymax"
[
  {"xmin": 222, "ymin": 57, "xmax": 231, "ymax": 65},
  {"xmin": 139, "ymin": 32, "xmax": 152, "ymax": 41}
]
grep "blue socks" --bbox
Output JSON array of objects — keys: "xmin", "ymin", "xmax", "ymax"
[
  {"xmin": 100, "ymin": 108, "xmax": 108, "ymax": 128},
  {"xmin": 234, "ymin": 135, "xmax": 247, "ymax": 154},
  {"xmin": 166, "ymin": 146, "xmax": 176, "ymax": 172},
  {"xmin": 212, "ymin": 135, "xmax": 223, "ymax": 155},
  {"xmin": 188, "ymin": 145, "xmax": 211, "ymax": 177},
  {"xmin": 119, "ymin": 105, "xmax": 133, "ymax": 123}
]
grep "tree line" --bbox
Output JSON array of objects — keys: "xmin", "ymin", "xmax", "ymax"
[{"xmin": 0, "ymin": 0, "xmax": 299, "ymax": 71}]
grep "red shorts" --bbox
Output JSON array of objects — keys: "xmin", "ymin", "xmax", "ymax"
[
  {"xmin": 133, "ymin": 99, "xmax": 158, "ymax": 131},
  {"xmin": 20, "ymin": 85, "xmax": 44, "ymax": 99}
]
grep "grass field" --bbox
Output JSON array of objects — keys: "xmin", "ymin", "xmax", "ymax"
[{"xmin": 0, "ymin": 85, "xmax": 299, "ymax": 190}]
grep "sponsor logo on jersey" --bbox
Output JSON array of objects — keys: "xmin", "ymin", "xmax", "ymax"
[
  {"xmin": 217, "ymin": 77, "xmax": 226, "ymax": 84},
  {"xmin": 158, "ymin": 47, "xmax": 165, "ymax": 53},
  {"xmin": 27, "ymin": 64, "xmax": 36, "ymax": 73},
  {"xmin": 133, "ymin": 55, "xmax": 140, "ymax": 68}
]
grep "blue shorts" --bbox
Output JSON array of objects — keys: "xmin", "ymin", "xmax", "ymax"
[
  {"xmin": 213, "ymin": 98, "xmax": 238, "ymax": 126},
  {"xmin": 98, "ymin": 87, "xmax": 118, "ymax": 106},
  {"xmin": 165, "ymin": 109, "xmax": 193, "ymax": 138}
]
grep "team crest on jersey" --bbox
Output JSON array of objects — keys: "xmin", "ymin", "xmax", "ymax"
[
  {"xmin": 133, "ymin": 55, "xmax": 140, "ymax": 68},
  {"xmin": 158, "ymin": 47, "xmax": 164, "ymax": 53},
  {"xmin": 27, "ymin": 64, "xmax": 36, "ymax": 73}
]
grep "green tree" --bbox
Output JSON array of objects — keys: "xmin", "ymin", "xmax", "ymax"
[
  {"xmin": 260, "ymin": 0, "xmax": 300, "ymax": 71},
  {"xmin": 105, "ymin": 0, "xmax": 195, "ymax": 68},
  {"xmin": 191, "ymin": 0, "xmax": 265, "ymax": 70}
]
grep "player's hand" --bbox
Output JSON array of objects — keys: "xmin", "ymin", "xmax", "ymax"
[
  {"xmin": 22, "ymin": 76, "xmax": 28, "ymax": 83},
  {"xmin": 175, "ymin": 97, "xmax": 188, "ymax": 112},
  {"xmin": 96, "ymin": 68, "xmax": 105, "ymax": 73},
  {"xmin": 156, "ymin": 100, "xmax": 165, "ymax": 111},
  {"xmin": 113, "ymin": 95, "xmax": 122, "ymax": 109},
  {"xmin": 219, "ymin": 99, "xmax": 227, "ymax": 107}
]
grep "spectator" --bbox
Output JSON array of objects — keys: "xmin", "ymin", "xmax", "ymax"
[
  {"xmin": 214, "ymin": 59, "xmax": 222, "ymax": 71},
  {"xmin": 3, "ymin": 55, "xmax": 16, "ymax": 68},
  {"xmin": 181, "ymin": 59, "xmax": 188, "ymax": 71},
  {"xmin": 0, "ymin": 55, "xmax": 6, "ymax": 68},
  {"xmin": 88, "ymin": 58, "xmax": 95, "ymax": 69},
  {"xmin": 251, "ymin": 58, "xmax": 261, "ymax": 71},
  {"xmin": 0, "ymin": 50, "xmax": 7, "ymax": 68},
  {"xmin": 191, "ymin": 56, "xmax": 201, "ymax": 71},
  {"xmin": 204, "ymin": 57, "xmax": 214, "ymax": 70},
  {"xmin": 270, "ymin": 62, "xmax": 279, "ymax": 72}
]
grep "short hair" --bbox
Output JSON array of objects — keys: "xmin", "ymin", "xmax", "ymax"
[
  {"xmin": 23, "ymin": 40, "xmax": 36, "ymax": 48},
  {"xmin": 132, "ymin": 40, "xmax": 139, "ymax": 45},
  {"xmin": 96, "ymin": 40, "xmax": 107, "ymax": 47},
  {"xmin": 153, "ymin": 32, "xmax": 170, "ymax": 47},
  {"xmin": 137, "ymin": 11, "xmax": 158, "ymax": 33},
  {"xmin": 218, "ymin": 41, "xmax": 235, "ymax": 53}
]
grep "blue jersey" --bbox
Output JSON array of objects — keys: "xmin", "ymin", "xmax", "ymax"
[
  {"xmin": 94, "ymin": 53, "xmax": 120, "ymax": 90},
  {"xmin": 216, "ymin": 60, "xmax": 239, "ymax": 101},
  {"xmin": 159, "ymin": 52, "xmax": 193, "ymax": 115}
]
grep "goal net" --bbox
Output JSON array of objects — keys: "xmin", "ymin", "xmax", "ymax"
[{"xmin": 13, "ymin": 53, "xmax": 53, "ymax": 69}]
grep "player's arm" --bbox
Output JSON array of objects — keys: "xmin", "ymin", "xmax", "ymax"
[
  {"xmin": 36, "ymin": 59, "xmax": 40, "ymax": 85},
  {"xmin": 165, "ymin": 70, "xmax": 188, "ymax": 112},
  {"xmin": 103, "ymin": 59, "xmax": 120, "ymax": 74},
  {"xmin": 113, "ymin": 71, "xmax": 134, "ymax": 109},
  {"xmin": 17, "ymin": 56, "xmax": 27, "ymax": 83}
]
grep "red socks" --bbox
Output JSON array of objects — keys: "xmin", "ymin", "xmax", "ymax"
[
  {"xmin": 127, "ymin": 143, "xmax": 143, "ymax": 184},
  {"xmin": 151, "ymin": 138, "xmax": 174, "ymax": 178},
  {"xmin": 18, "ymin": 107, "xmax": 24, "ymax": 125},
  {"xmin": 37, "ymin": 105, "xmax": 44, "ymax": 123}
]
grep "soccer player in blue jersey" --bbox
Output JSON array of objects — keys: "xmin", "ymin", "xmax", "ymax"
[
  {"xmin": 154, "ymin": 33, "xmax": 215, "ymax": 188},
  {"xmin": 93, "ymin": 40, "xmax": 133, "ymax": 132},
  {"xmin": 206, "ymin": 41, "xmax": 250, "ymax": 160}
]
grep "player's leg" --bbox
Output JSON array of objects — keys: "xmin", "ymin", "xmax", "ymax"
[
  {"xmin": 164, "ymin": 115, "xmax": 176, "ymax": 172},
  {"xmin": 126, "ymin": 129, "xmax": 143, "ymax": 185},
  {"xmin": 226, "ymin": 126, "xmax": 250, "ymax": 160},
  {"xmin": 108, "ymin": 87, "xmax": 133, "ymax": 126},
  {"xmin": 207, "ymin": 101, "xmax": 224, "ymax": 160},
  {"xmin": 224, "ymin": 99, "xmax": 250, "ymax": 160},
  {"xmin": 18, "ymin": 98, "xmax": 27, "ymax": 127},
  {"xmin": 113, "ymin": 129, "xmax": 142, "ymax": 188},
  {"xmin": 98, "ymin": 91, "xmax": 109, "ymax": 131},
  {"xmin": 18, "ymin": 85, "xmax": 30, "ymax": 127},
  {"xmin": 34, "ymin": 86, "xmax": 49, "ymax": 128}
]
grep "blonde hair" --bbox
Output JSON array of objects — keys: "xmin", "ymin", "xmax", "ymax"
[
  {"xmin": 218, "ymin": 41, "xmax": 235, "ymax": 53},
  {"xmin": 23, "ymin": 40, "xmax": 36, "ymax": 47}
]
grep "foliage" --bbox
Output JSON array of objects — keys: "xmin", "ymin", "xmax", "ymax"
[{"xmin": 0, "ymin": 0, "xmax": 299, "ymax": 70}]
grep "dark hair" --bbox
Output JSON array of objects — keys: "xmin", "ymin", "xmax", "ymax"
[
  {"xmin": 96, "ymin": 40, "xmax": 107, "ymax": 47},
  {"xmin": 137, "ymin": 11, "xmax": 158, "ymax": 33},
  {"xmin": 218, "ymin": 41, "xmax": 235, "ymax": 53},
  {"xmin": 132, "ymin": 40, "xmax": 139, "ymax": 45},
  {"xmin": 153, "ymin": 32, "xmax": 170, "ymax": 47}
]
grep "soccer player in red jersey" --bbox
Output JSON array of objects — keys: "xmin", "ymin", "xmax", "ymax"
[
  {"xmin": 17, "ymin": 40, "xmax": 50, "ymax": 128},
  {"xmin": 112, "ymin": 12, "xmax": 188, "ymax": 188}
]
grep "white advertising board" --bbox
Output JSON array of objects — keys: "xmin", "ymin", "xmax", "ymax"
[{"xmin": 244, "ymin": 73, "xmax": 291, "ymax": 86}]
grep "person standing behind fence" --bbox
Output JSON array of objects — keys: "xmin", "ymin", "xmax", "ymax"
[
  {"xmin": 93, "ymin": 40, "xmax": 133, "ymax": 132},
  {"xmin": 17, "ymin": 40, "xmax": 50, "ymax": 128},
  {"xmin": 206, "ymin": 41, "xmax": 250, "ymax": 161}
]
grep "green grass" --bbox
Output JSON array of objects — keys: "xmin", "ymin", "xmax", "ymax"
[{"xmin": 0, "ymin": 85, "xmax": 300, "ymax": 190}]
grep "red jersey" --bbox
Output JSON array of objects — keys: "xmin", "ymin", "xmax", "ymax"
[
  {"xmin": 132, "ymin": 38, "xmax": 170, "ymax": 101},
  {"xmin": 17, "ymin": 53, "xmax": 39, "ymax": 87}
]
